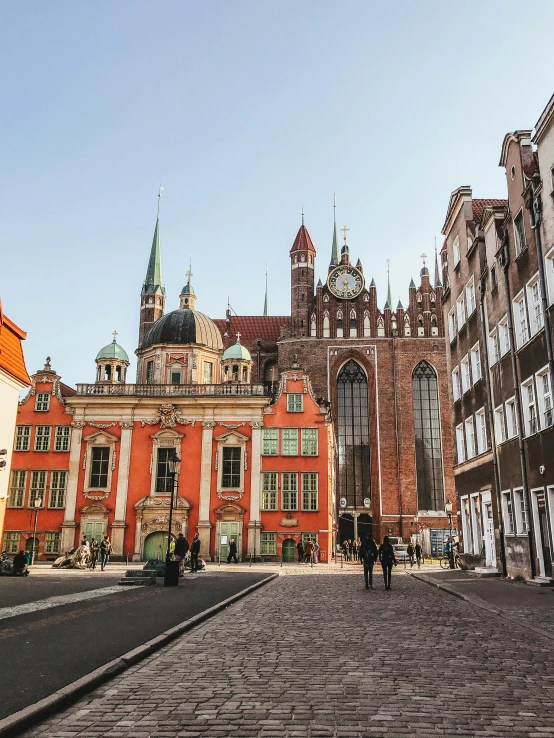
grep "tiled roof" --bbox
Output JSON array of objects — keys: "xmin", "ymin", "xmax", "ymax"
[
  {"xmin": 213, "ymin": 316, "xmax": 290, "ymax": 343},
  {"xmin": 290, "ymin": 225, "xmax": 316, "ymax": 254},
  {"xmin": 0, "ymin": 303, "xmax": 31, "ymax": 387},
  {"xmin": 61, "ymin": 382, "xmax": 76, "ymax": 397},
  {"xmin": 472, "ymin": 199, "xmax": 507, "ymax": 223}
]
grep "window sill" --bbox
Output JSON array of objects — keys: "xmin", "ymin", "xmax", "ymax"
[{"xmin": 515, "ymin": 245, "xmax": 529, "ymax": 262}]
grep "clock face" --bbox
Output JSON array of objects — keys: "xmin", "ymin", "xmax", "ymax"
[{"xmin": 327, "ymin": 266, "xmax": 365, "ymax": 299}]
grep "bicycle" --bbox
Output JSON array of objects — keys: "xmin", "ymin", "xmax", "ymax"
[{"xmin": 439, "ymin": 553, "xmax": 461, "ymax": 569}]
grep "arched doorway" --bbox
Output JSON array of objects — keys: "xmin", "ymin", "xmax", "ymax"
[
  {"xmin": 143, "ymin": 531, "xmax": 169, "ymax": 562},
  {"xmin": 337, "ymin": 360, "xmax": 371, "ymax": 542},
  {"xmin": 282, "ymin": 538, "xmax": 296, "ymax": 562}
]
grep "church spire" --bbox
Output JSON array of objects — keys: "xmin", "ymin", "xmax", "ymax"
[
  {"xmin": 263, "ymin": 265, "xmax": 268, "ymax": 316},
  {"xmin": 434, "ymin": 240, "xmax": 442, "ymax": 287},
  {"xmin": 385, "ymin": 259, "xmax": 392, "ymax": 309},
  {"xmin": 138, "ymin": 195, "xmax": 166, "ymax": 346},
  {"xmin": 142, "ymin": 216, "xmax": 165, "ymax": 296},
  {"xmin": 330, "ymin": 194, "xmax": 339, "ymax": 266}
]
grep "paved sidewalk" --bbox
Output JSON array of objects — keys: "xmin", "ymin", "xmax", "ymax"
[{"xmin": 22, "ymin": 570, "xmax": 554, "ymax": 738}]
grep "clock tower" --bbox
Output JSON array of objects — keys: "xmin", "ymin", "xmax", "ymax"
[{"xmin": 289, "ymin": 215, "xmax": 315, "ymax": 338}]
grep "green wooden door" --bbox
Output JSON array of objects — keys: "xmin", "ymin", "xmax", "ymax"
[
  {"xmin": 219, "ymin": 522, "xmax": 240, "ymax": 561},
  {"xmin": 143, "ymin": 532, "xmax": 168, "ymax": 562},
  {"xmin": 84, "ymin": 522, "xmax": 104, "ymax": 543},
  {"xmin": 282, "ymin": 538, "xmax": 296, "ymax": 562}
]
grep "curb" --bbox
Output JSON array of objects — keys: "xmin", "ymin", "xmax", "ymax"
[
  {"xmin": 0, "ymin": 573, "xmax": 278, "ymax": 738},
  {"xmin": 408, "ymin": 570, "xmax": 554, "ymax": 643}
]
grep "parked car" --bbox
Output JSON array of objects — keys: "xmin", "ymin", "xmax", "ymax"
[{"xmin": 393, "ymin": 544, "xmax": 410, "ymax": 563}]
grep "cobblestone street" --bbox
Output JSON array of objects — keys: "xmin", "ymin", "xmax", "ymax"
[{"xmin": 23, "ymin": 570, "xmax": 554, "ymax": 738}]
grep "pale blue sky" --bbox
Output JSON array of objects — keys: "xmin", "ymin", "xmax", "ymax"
[{"xmin": 2, "ymin": 1, "xmax": 554, "ymax": 386}]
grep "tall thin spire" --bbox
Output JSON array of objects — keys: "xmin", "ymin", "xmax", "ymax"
[
  {"xmin": 263, "ymin": 264, "xmax": 268, "ymax": 316},
  {"xmin": 434, "ymin": 238, "xmax": 442, "ymax": 286},
  {"xmin": 302, "ymin": 206, "xmax": 304, "ymax": 227},
  {"xmin": 330, "ymin": 193, "xmax": 339, "ymax": 266},
  {"xmin": 385, "ymin": 259, "xmax": 392, "ymax": 309},
  {"xmin": 142, "ymin": 202, "xmax": 165, "ymax": 295}
]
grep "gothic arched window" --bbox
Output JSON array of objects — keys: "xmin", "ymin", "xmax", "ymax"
[
  {"xmin": 323, "ymin": 312, "xmax": 330, "ymax": 338},
  {"xmin": 412, "ymin": 361, "xmax": 444, "ymax": 511},
  {"xmin": 337, "ymin": 361, "xmax": 370, "ymax": 509}
]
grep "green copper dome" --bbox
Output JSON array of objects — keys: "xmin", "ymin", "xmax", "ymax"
[
  {"xmin": 96, "ymin": 339, "xmax": 130, "ymax": 363},
  {"xmin": 222, "ymin": 341, "xmax": 252, "ymax": 362}
]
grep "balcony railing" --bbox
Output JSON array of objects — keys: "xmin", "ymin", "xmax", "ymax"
[{"xmin": 75, "ymin": 382, "xmax": 270, "ymax": 397}]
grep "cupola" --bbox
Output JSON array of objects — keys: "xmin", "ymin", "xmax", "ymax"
[
  {"xmin": 221, "ymin": 333, "xmax": 253, "ymax": 384},
  {"xmin": 95, "ymin": 331, "xmax": 130, "ymax": 384},
  {"xmin": 179, "ymin": 264, "xmax": 196, "ymax": 309}
]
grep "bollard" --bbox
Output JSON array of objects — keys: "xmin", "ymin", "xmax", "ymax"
[
  {"xmin": 280, "ymin": 555, "xmax": 283, "ymax": 568},
  {"xmin": 340, "ymin": 552, "xmax": 343, "ymax": 569}
]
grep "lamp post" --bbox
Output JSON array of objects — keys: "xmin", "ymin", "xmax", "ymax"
[
  {"xmin": 31, "ymin": 497, "xmax": 42, "ymax": 564},
  {"xmin": 445, "ymin": 499, "xmax": 455, "ymax": 569},
  {"xmin": 164, "ymin": 450, "xmax": 181, "ymax": 587}
]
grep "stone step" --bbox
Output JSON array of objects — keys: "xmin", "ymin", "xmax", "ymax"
[
  {"xmin": 118, "ymin": 577, "xmax": 155, "ymax": 586},
  {"xmin": 473, "ymin": 567, "xmax": 501, "ymax": 577},
  {"xmin": 527, "ymin": 576, "xmax": 554, "ymax": 587},
  {"xmin": 125, "ymin": 569, "xmax": 155, "ymax": 579}
]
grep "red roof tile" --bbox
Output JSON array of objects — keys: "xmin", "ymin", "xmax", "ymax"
[
  {"xmin": 290, "ymin": 225, "xmax": 316, "ymax": 254},
  {"xmin": 213, "ymin": 316, "xmax": 290, "ymax": 344},
  {"xmin": 472, "ymin": 199, "xmax": 507, "ymax": 223},
  {"xmin": 0, "ymin": 302, "xmax": 31, "ymax": 387},
  {"xmin": 60, "ymin": 382, "xmax": 76, "ymax": 397}
]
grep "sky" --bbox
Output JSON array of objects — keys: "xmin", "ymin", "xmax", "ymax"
[{"xmin": 2, "ymin": 1, "xmax": 554, "ymax": 387}]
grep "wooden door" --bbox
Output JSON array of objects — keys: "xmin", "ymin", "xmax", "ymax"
[
  {"xmin": 143, "ymin": 531, "xmax": 168, "ymax": 562},
  {"xmin": 219, "ymin": 522, "xmax": 240, "ymax": 561},
  {"xmin": 282, "ymin": 538, "xmax": 296, "ymax": 562}
]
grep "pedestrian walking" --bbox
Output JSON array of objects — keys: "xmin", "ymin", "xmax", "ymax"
[
  {"xmin": 359, "ymin": 533, "xmax": 378, "ymax": 589},
  {"xmin": 313, "ymin": 540, "xmax": 320, "ymax": 564},
  {"xmin": 352, "ymin": 539, "xmax": 358, "ymax": 562},
  {"xmin": 89, "ymin": 538, "xmax": 99, "ymax": 570},
  {"xmin": 190, "ymin": 533, "xmax": 201, "ymax": 572},
  {"xmin": 227, "ymin": 538, "xmax": 238, "ymax": 564},
  {"xmin": 407, "ymin": 543, "xmax": 415, "ymax": 568},
  {"xmin": 341, "ymin": 540, "xmax": 348, "ymax": 561},
  {"xmin": 378, "ymin": 535, "xmax": 397, "ymax": 590},
  {"xmin": 174, "ymin": 532, "xmax": 189, "ymax": 576},
  {"xmin": 100, "ymin": 535, "xmax": 112, "ymax": 571},
  {"xmin": 303, "ymin": 539, "xmax": 314, "ymax": 564},
  {"xmin": 296, "ymin": 540, "xmax": 304, "ymax": 563},
  {"xmin": 415, "ymin": 542, "xmax": 422, "ymax": 568}
]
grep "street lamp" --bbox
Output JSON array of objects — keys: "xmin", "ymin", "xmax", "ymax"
[
  {"xmin": 445, "ymin": 499, "xmax": 455, "ymax": 569},
  {"xmin": 31, "ymin": 497, "xmax": 42, "ymax": 564},
  {"xmin": 164, "ymin": 450, "xmax": 181, "ymax": 587}
]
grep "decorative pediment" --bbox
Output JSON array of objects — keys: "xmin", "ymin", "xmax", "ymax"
[
  {"xmin": 140, "ymin": 403, "xmax": 195, "ymax": 429},
  {"xmin": 214, "ymin": 502, "xmax": 247, "ymax": 519},
  {"xmin": 83, "ymin": 430, "xmax": 119, "ymax": 444},
  {"xmin": 150, "ymin": 428, "xmax": 184, "ymax": 441},
  {"xmin": 214, "ymin": 430, "xmax": 249, "ymax": 444},
  {"xmin": 134, "ymin": 495, "xmax": 191, "ymax": 510}
]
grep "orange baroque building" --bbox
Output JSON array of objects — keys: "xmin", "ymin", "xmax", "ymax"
[{"xmin": 4, "ymin": 263, "xmax": 334, "ymax": 561}]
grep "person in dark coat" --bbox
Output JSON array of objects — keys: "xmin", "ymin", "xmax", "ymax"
[
  {"xmin": 415, "ymin": 542, "xmax": 423, "ymax": 568},
  {"xmin": 296, "ymin": 540, "xmax": 304, "ymax": 563},
  {"xmin": 190, "ymin": 534, "xmax": 201, "ymax": 572},
  {"xmin": 13, "ymin": 550, "xmax": 28, "ymax": 575},
  {"xmin": 406, "ymin": 543, "xmax": 415, "ymax": 568},
  {"xmin": 227, "ymin": 538, "xmax": 238, "ymax": 564},
  {"xmin": 359, "ymin": 534, "xmax": 378, "ymax": 589},
  {"xmin": 378, "ymin": 536, "xmax": 397, "ymax": 590},
  {"xmin": 174, "ymin": 533, "xmax": 190, "ymax": 576}
]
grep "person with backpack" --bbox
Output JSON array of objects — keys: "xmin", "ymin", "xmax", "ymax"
[
  {"xmin": 359, "ymin": 533, "xmax": 378, "ymax": 589},
  {"xmin": 378, "ymin": 535, "xmax": 397, "ymax": 590},
  {"xmin": 100, "ymin": 535, "xmax": 112, "ymax": 571}
]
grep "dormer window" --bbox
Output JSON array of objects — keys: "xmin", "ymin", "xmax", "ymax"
[{"xmin": 170, "ymin": 371, "xmax": 183, "ymax": 385}]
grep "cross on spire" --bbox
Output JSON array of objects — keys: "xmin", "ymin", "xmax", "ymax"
[
  {"xmin": 421, "ymin": 252, "xmax": 427, "ymax": 265},
  {"xmin": 341, "ymin": 225, "xmax": 350, "ymax": 242},
  {"xmin": 236, "ymin": 332, "xmax": 242, "ymax": 343},
  {"xmin": 112, "ymin": 330, "xmax": 118, "ymax": 343},
  {"xmin": 186, "ymin": 260, "xmax": 193, "ymax": 284}
]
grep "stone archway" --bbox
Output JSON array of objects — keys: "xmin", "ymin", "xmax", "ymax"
[
  {"xmin": 214, "ymin": 503, "xmax": 246, "ymax": 561},
  {"xmin": 133, "ymin": 495, "xmax": 191, "ymax": 562},
  {"xmin": 79, "ymin": 503, "xmax": 111, "ymax": 549}
]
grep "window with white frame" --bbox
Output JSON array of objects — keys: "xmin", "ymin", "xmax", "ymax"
[
  {"xmin": 456, "ymin": 424, "xmax": 465, "ymax": 464},
  {"xmin": 461, "ymin": 497, "xmax": 473, "ymax": 553},
  {"xmin": 90, "ymin": 447, "xmax": 110, "ymax": 489},
  {"xmin": 310, "ymin": 315, "xmax": 317, "ymax": 337},
  {"xmin": 363, "ymin": 313, "xmax": 371, "ymax": 337},
  {"xmin": 546, "ymin": 248, "xmax": 554, "ymax": 306},
  {"xmin": 302, "ymin": 532, "xmax": 318, "ymax": 544},
  {"xmin": 44, "ymin": 532, "xmax": 61, "ymax": 555},
  {"xmin": 301, "ymin": 472, "xmax": 318, "ymax": 510},
  {"xmin": 465, "ymin": 277, "xmax": 476, "ymax": 316},
  {"xmin": 536, "ymin": 368, "xmax": 553, "ymax": 429},
  {"xmin": 505, "ymin": 397, "xmax": 517, "ymax": 439},
  {"xmin": 54, "ymin": 426, "xmax": 71, "ymax": 452},
  {"xmin": 490, "ymin": 264, "xmax": 497, "ymax": 291},
  {"xmin": 475, "ymin": 408, "xmax": 487, "ymax": 454},
  {"xmin": 489, "ymin": 328, "xmax": 500, "ymax": 365},
  {"xmin": 262, "ymin": 428, "xmax": 278, "ymax": 455},
  {"xmin": 260, "ymin": 532, "xmax": 276, "ymax": 555},
  {"xmin": 323, "ymin": 313, "xmax": 330, "ymax": 338},
  {"xmin": 221, "ymin": 447, "xmax": 241, "ymax": 488},
  {"xmin": 34, "ymin": 426, "xmax": 51, "ymax": 452},
  {"xmin": 452, "ymin": 367, "xmax": 461, "ymax": 402},
  {"xmin": 8, "ymin": 470, "xmax": 26, "ymax": 507},
  {"xmin": 513, "ymin": 210, "xmax": 527, "ymax": 255},
  {"xmin": 287, "ymin": 393, "xmax": 303, "ymax": 412},
  {"xmin": 453, "ymin": 235, "xmax": 460, "ymax": 267},
  {"xmin": 456, "ymin": 293, "xmax": 466, "ymax": 329},
  {"xmin": 470, "ymin": 343, "xmax": 481, "ymax": 383},
  {"xmin": 14, "ymin": 425, "xmax": 31, "ymax": 451},
  {"xmin": 499, "ymin": 316, "xmax": 510, "ymax": 356},
  {"xmin": 3, "ymin": 531, "xmax": 20, "ymax": 554},
  {"xmin": 461, "ymin": 355, "xmax": 471, "ymax": 394},
  {"xmin": 282, "ymin": 428, "xmax": 298, "ymax": 455},
  {"xmin": 282, "ymin": 472, "xmax": 298, "ymax": 510},
  {"xmin": 464, "ymin": 417, "xmax": 476, "ymax": 459},
  {"xmin": 448, "ymin": 309, "xmax": 456, "ymax": 342},
  {"xmin": 513, "ymin": 293, "xmax": 529, "ymax": 348},
  {"xmin": 527, "ymin": 276, "xmax": 543, "ymax": 336},
  {"xmin": 513, "ymin": 488, "xmax": 529, "ymax": 534},
  {"xmin": 502, "ymin": 490, "xmax": 515, "ymax": 534},
  {"xmin": 29, "ymin": 470, "xmax": 47, "ymax": 507},
  {"xmin": 35, "ymin": 392, "xmax": 50, "ymax": 412},
  {"xmin": 494, "ymin": 405, "xmax": 506, "ymax": 444},
  {"xmin": 261, "ymin": 472, "xmax": 278, "ymax": 510},
  {"xmin": 301, "ymin": 428, "xmax": 318, "ymax": 456},
  {"xmin": 522, "ymin": 378, "xmax": 539, "ymax": 436},
  {"xmin": 49, "ymin": 470, "xmax": 67, "ymax": 508}
]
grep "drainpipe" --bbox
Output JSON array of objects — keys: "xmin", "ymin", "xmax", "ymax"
[
  {"xmin": 497, "ymin": 241, "xmax": 536, "ymax": 578},
  {"xmin": 528, "ymin": 184, "xmax": 554, "ymax": 396},
  {"xmin": 478, "ymin": 278, "xmax": 507, "ymax": 576}
]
